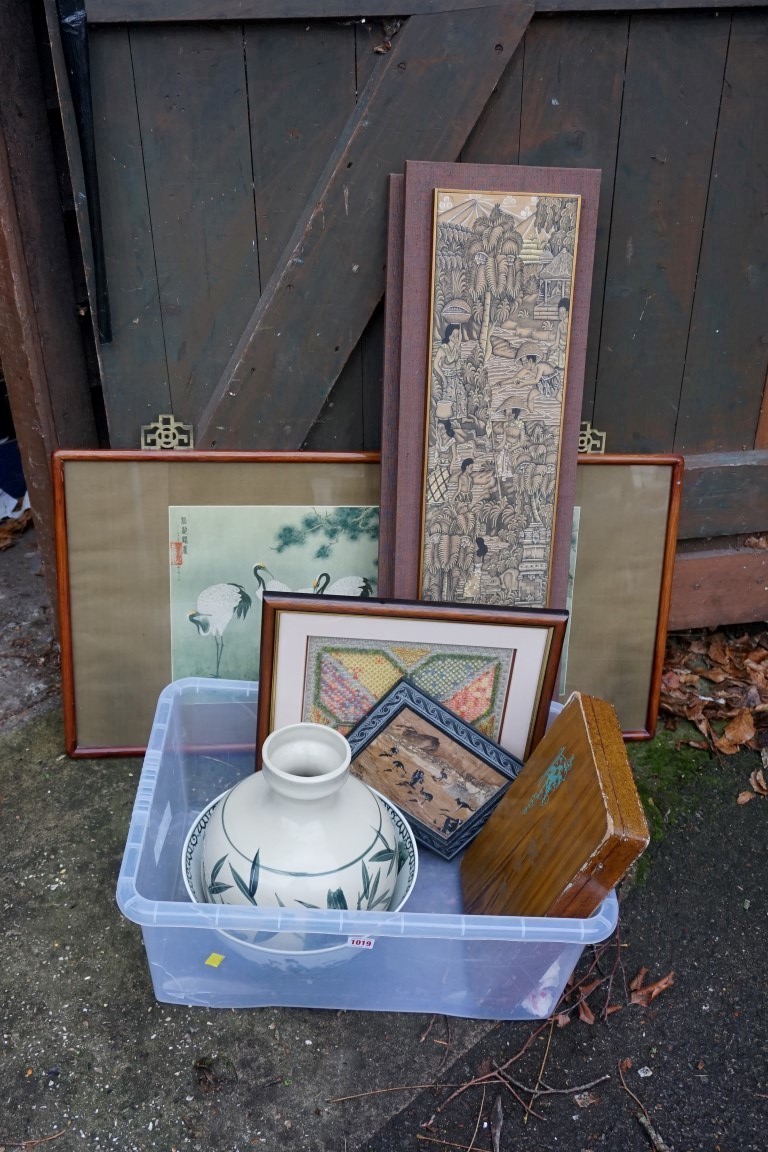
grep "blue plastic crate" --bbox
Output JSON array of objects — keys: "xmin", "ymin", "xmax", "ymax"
[{"xmin": 117, "ymin": 678, "xmax": 618, "ymax": 1016}]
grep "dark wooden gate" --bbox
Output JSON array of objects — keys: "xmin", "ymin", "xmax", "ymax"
[{"xmin": 2, "ymin": 1, "xmax": 767, "ymax": 626}]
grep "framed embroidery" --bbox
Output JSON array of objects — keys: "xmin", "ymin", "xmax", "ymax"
[{"xmin": 257, "ymin": 592, "xmax": 567, "ymax": 762}]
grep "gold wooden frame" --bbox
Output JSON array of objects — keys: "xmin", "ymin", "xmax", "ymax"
[
  {"xmin": 560, "ymin": 454, "xmax": 683, "ymax": 739},
  {"xmin": 53, "ymin": 451, "xmax": 380, "ymax": 757}
]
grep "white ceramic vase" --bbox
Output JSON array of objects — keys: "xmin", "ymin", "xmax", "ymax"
[{"xmin": 201, "ymin": 723, "xmax": 400, "ymax": 912}]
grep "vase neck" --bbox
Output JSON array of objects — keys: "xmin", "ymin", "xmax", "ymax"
[{"xmin": 261, "ymin": 722, "xmax": 351, "ymax": 802}]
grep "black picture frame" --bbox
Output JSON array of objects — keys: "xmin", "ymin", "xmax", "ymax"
[{"xmin": 345, "ymin": 678, "xmax": 523, "ymax": 860}]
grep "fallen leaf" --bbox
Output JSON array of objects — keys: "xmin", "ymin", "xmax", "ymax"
[
  {"xmin": 629, "ymin": 967, "xmax": 649, "ymax": 992},
  {"xmin": 749, "ymin": 768, "xmax": 768, "ymax": 795},
  {"xmin": 698, "ymin": 668, "xmax": 728, "ymax": 684},
  {"xmin": 737, "ymin": 791, "xmax": 757, "ymax": 805},
  {"xmin": 554, "ymin": 1013, "xmax": 571, "ymax": 1028},
  {"xmin": 708, "ymin": 639, "xmax": 729, "ymax": 665},
  {"xmin": 713, "ymin": 708, "xmax": 755, "ymax": 754},
  {"xmin": 605, "ymin": 1004, "xmax": 623, "ymax": 1016},
  {"xmin": 745, "ymin": 535, "xmax": 768, "ymax": 550},
  {"xmin": 578, "ymin": 999, "xmax": 595, "ymax": 1025},
  {"xmin": 630, "ymin": 970, "xmax": 675, "ymax": 1006},
  {"xmin": 619, "ymin": 1057, "xmax": 633, "ymax": 1074}
]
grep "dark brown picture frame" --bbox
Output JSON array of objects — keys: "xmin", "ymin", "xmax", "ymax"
[
  {"xmin": 257, "ymin": 590, "xmax": 568, "ymax": 764},
  {"xmin": 379, "ymin": 160, "xmax": 601, "ymax": 610},
  {"xmin": 52, "ymin": 450, "xmax": 380, "ymax": 757},
  {"xmin": 561, "ymin": 453, "xmax": 683, "ymax": 740}
]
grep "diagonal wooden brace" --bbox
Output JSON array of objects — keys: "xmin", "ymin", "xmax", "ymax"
[{"xmin": 196, "ymin": 3, "xmax": 534, "ymax": 450}]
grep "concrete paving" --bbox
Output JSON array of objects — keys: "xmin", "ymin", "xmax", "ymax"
[{"xmin": 1, "ymin": 527, "xmax": 766, "ymax": 1151}]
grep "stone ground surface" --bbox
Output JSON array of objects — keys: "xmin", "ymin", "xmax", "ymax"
[{"xmin": 0, "ymin": 527, "xmax": 766, "ymax": 1152}]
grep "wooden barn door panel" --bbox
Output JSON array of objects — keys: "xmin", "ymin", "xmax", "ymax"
[
  {"xmin": 128, "ymin": 25, "xmax": 259, "ymax": 427},
  {"xmin": 196, "ymin": 4, "xmax": 534, "ymax": 449},
  {"xmin": 90, "ymin": 27, "xmax": 170, "ymax": 444},
  {"xmin": 461, "ymin": 35, "xmax": 525, "ymax": 165},
  {"xmin": 674, "ymin": 10, "xmax": 768, "ymax": 454},
  {"xmin": 247, "ymin": 20, "xmax": 365, "ymax": 450},
  {"xmin": 516, "ymin": 13, "xmax": 630, "ymax": 424},
  {"xmin": 247, "ymin": 21, "xmax": 357, "ymax": 282},
  {"xmin": 592, "ymin": 11, "xmax": 730, "ymax": 452}
]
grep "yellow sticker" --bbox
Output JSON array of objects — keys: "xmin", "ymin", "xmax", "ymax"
[{"xmin": 204, "ymin": 952, "xmax": 226, "ymax": 968}]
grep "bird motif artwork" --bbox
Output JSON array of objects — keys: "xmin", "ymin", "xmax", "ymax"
[
  {"xmin": 188, "ymin": 583, "xmax": 252, "ymax": 678},
  {"xmin": 252, "ymin": 564, "xmax": 291, "ymax": 597},
  {"xmin": 310, "ymin": 573, "xmax": 374, "ymax": 597}
]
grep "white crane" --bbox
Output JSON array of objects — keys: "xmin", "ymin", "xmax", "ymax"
[
  {"xmin": 188, "ymin": 583, "xmax": 252, "ymax": 678},
  {"xmin": 253, "ymin": 564, "xmax": 291, "ymax": 598},
  {"xmin": 310, "ymin": 573, "xmax": 374, "ymax": 597}
]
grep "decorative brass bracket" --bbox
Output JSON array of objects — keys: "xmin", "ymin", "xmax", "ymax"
[
  {"xmin": 578, "ymin": 421, "xmax": 607, "ymax": 454},
  {"xmin": 141, "ymin": 414, "xmax": 194, "ymax": 450}
]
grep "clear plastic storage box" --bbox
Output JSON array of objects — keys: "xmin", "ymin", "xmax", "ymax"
[{"xmin": 117, "ymin": 679, "xmax": 618, "ymax": 1017}]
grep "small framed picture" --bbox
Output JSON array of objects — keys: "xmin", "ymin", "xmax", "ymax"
[
  {"xmin": 345, "ymin": 678, "xmax": 523, "ymax": 860},
  {"xmin": 258, "ymin": 591, "xmax": 567, "ymax": 762}
]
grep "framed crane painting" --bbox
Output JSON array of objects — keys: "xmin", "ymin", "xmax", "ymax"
[
  {"xmin": 52, "ymin": 451, "xmax": 380, "ymax": 757},
  {"xmin": 169, "ymin": 505, "xmax": 378, "ymax": 682}
]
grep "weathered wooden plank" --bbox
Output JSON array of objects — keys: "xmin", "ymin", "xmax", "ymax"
[
  {"xmin": 756, "ymin": 378, "xmax": 768, "ymax": 450},
  {"xmin": 516, "ymin": 13, "xmax": 629, "ymax": 422},
  {"xmin": 302, "ymin": 347, "xmax": 365, "ymax": 449},
  {"xmin": 592, "ymin": 12, "xmax": 729, "ymax": 452},
  {"xmin": 247, "ymin": 21, "xmax": 356, "ymax": 282},
  {"xmin": 461, "ymin": 32, "xmax": 524, "ymax": 164},
  {"xmin": 669, "ymin": 547, "xmax": 768, "ymax": 630},
  {"xmin": 86, "ymin": 0, "xmax": 519, "ymax": 20},
  {"xmin": 361, "ymin": 304, "xmax": 385, "ymax": 449},
  {"xmin": 197, "ymin": 5, "xmax": 535, "ymax": 451},
  {"xmin": 377, "ymin": 173, "xmax": 405, "ymax": 596},
  {"xmin": 85, "ymin": 0, "xmax": 768, "ymax": 21},
  {"xmin": 42, "ymin": 0, "xmax": 103, "ymax": 371},
  {"xmin": 89, "ymin": 26, "xmax": 171, "ymax": 445},
  {"xmin": 0, "ymin": 2, "xmax": 97, "ymax": 616},
  {"xmin": 356, "ymin": 23, "xmax": 391, "ymax": 452},
  {"xmin": 677, "ymin": 450, "xmax": 768, "ymax": 539},
  {"xmin": 129, "ymin": 23, "xmax": 259, "ymax": 428},
  {"xmin": 674, "ymin": 12, "xmax": 768, "ymax": 454}
]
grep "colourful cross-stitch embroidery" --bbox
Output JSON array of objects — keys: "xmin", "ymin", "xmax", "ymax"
[{"xmin": 303, "ymin": 637, "xmax": 514, "ymax": 737}]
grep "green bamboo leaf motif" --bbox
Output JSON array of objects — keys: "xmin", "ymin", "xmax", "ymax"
[
  {"xmin": 249, "ymin": 850, "xmax": 260, "ymax": 899},
  {"xmin": 295, "ymin": 899, "xmax": 320, "ymax": 909},
  {"xmin": 370, "ymin": 847, "xmax": 397, "ymax": 876},
  {"xmin": 370, "ymin": 890, "xmax": 393, "ymax": 910},
  {"xmin": 326, "ymin": 888, "xmax": 348, "ymax": 910},
  {"xmin": 207, "ymin": 882, "xmax": 233, "ymax": 897},
  {"xmin": 274, "ymin": 893, "xmax": 285, "ymax": 907},
  {"xmin": 368, "ymin": 868, "xmax": 380, "ymax": 908},
  {"xmin": 361, "ymin": 861, "xmax": 371, "ymax": 900},
  {"xmin": 230, "ymin": 867, "xmax": 257, "ymax": 905},
  {"xmin": 207, "ymin": 855, "xmax": 233, "ymax": 898}
]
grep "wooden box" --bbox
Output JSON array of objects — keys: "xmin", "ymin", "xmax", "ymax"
[{"xmin": 461, "ymin": 693, "xmax": 649, "ymax": 918}]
